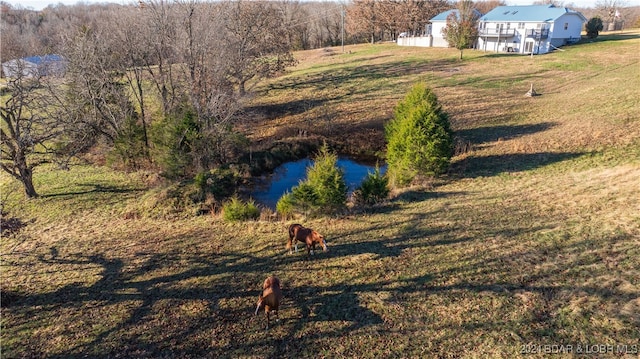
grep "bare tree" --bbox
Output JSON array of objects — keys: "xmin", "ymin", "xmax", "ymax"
[
  {"xmin": 317, "ymin": 3, "xmax": 343, "ymax": 46},
  {"xmin": 113, "ymin": 8, "xmax": 152, "ymax": 151},
  {"xmin": 596, "ymin": 0, "xmax": 627, "ymax": 25},
  {"xmin": 305, "ymin": 1, "xmax": 343, "ymax": 48},
  {"xmin": 0, "ymin": 5, "xmax": 44, "ymax": 63},
  {"xmin": 139, "ymin": 0, "xmax": 182, "ymax": 117},
  {"xmin": 347, "ymin": 0, "xmax": 450, "ymax": 43},
  {"xmin": 533, "ymin": 0, "xmax": 566, "ymax": 6},
  {"xmin": 0, "ymin": 65, "xmax": 74, "ymax": 198},
  {"xmin": 442, "ymin": 0, "xmax": 480, "ymax": 60},
  {"xmin": 1, "ymin": 0, "xmax": 336, "ymax": 183},
  {"xmin": 347, "ymin": 0, "xmax": 379, "ymax": 44},
  {"xmin": 62, "ymin": 25, "xmax": 138, "ymax": 144},
  {"xmin": 221, "ymin": 0, "xmax": 297, "ymax": 96},
  {"xmin": 173, "ymin": 0, "xmax": 246, "ymax": 170},
  {"xmin": 274, "ymin": 0, "xmax": 312, "ymax": 50}
]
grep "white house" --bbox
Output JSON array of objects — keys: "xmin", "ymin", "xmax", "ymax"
[
  {"xmin": 397, "ymin": 5, "xmax": 586, "ymax": 55},
  {"xmin": 397, "ymin": 9, "xmax": 483, "ymax": 48},
  {"xmin": 431, "ymin": 9, "xmax": 484, "ymax": 48},
  {"xmin": 1, "ymin": 55, "xmax": 67, "ymax": 78},
  {"xmin": 478, "ymin": 5, "xmax": 586, "ymax": 54}
]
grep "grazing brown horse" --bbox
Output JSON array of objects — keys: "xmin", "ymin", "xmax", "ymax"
[
  {"xmin": 255, "ymin": 276, "xmax": 283, "ymax": 329},
  {"xmin": 286, "ymin": 223, "xmax": 327, "ymax": 258}
]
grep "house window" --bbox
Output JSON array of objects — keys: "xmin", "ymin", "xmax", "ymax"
[
  {"xmin": 564, "ymin": 22, "xmax": 569, "ymax": 30},
  {"xmin": 518, "ymin": 22, "xmax": 525, "ymax": 29},
  {"xmin": 506, "ymin": 22, "xmax": 511, "ymax": 29}
]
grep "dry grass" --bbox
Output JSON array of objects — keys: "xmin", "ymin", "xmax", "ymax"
[{"xmin": 2, "ymin": 31, "xmax": 639, "ymax": 358}]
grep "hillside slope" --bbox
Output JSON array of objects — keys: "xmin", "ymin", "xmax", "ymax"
[{"xmin": 2, "ymin": 31, "xmax": 639, "ymax": 358}]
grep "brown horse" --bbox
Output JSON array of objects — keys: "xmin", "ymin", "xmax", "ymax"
[
  {"xmin": 286, "ymin": 223, "xmax": 327, "ymax": 258},
  {"xmin": 255, "ymin": 276, "xmax": 283, "ymax": 329}
]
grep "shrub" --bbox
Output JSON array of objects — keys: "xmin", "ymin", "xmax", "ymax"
[
  {"xmin": 586, "ymin": 17, "xmax": 604, "ymax": 39},
  {"xmin": 193, "ymin": 168, "xmax": 238, "ymax": 203},
  {"xmin": 222, "ymin": 196, "xmax": 260, "ymax": 222},
  {"xmin": 150, "ymin": 110, "xmax": 249, "ymax": 179},
  {"xmin": 385, "ymin": 83, "xmax": 453, "ymax": 187},
  {"xmin": 275, "ymin": 144, "xmax": 347, "ymax": 217},
  {"xmin": 291, "ymin": 182, "xmax": 319, "ymax": 216},
  {"xmin": 150, "ymin": 110, "xmax": 200, "ymax": 179},
  {"xmin": 305, "ymin": 144, "xmax": 347, "ymax": 213},
  {"xmin": 108, "ymin": 115, "xmax": 149, "ymax": 170},
  {"xmin": 353, "ymin": 166, "xmax": 389, "ymax": 206},
  {"xmin": 276, "ymin": 192, "xmax": 296, "ymax": 219}
]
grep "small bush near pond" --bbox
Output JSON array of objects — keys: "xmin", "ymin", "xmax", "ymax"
[
  {"xmin": 222, "ymin": 196, "xmax": 260, "ymax": 222},
  {"xmin": 275, "ymin": 144, "xmax": 347, "ymax": 218},
  {"xmin": 353, "ymin": 166, "xmax": 389, "ymax": 206},
  {"xmin": 193, "ymin": 168, "xmax": 239, "ymax": 203},
  {"xmin": 275, "ymin": 192, "xmax": 296, "ymax": 219}
]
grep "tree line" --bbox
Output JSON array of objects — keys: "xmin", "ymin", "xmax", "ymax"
[{"xmin": 1, "ymin": 0, "xmax": 456, "ymax": 63}]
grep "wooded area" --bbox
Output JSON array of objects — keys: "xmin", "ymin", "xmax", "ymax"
[{"xmin": 1, "ymin": 0, "xmax": 454, "ymax": 63}]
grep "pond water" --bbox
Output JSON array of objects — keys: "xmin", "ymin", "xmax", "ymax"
[{"xmin": 250, "ymin": 157, "xmax": 386, "ymax": 209}]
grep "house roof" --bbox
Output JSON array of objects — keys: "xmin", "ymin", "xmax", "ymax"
[
  {"xmin": 22, "ymin": 54, "xmax": 65, "ymax": 65},
  {"xmin": 2, "ymin": 54, "xmax": 67, "ymax": 78},
  {"xmin": 431, "ymin": 9, "xmax": 483, "ymax": 22},
  {"xmin": 479, "ymin": 5, "xmax": 587, "ymax": 23}
]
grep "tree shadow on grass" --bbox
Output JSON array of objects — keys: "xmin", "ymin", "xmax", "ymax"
[
  {"xmin": 41, "ymin": 183, "xmax": 142, "ymax": 198},
  {"xmin": 455, "ymin": 122, "xmax": 557, "ymax": 151},
  {"xmin": 451, "ymin": 151, "xmax": 584, "ymax": 178},
  {"xmin": 6, "ymin": 245, "xmax": 278, "ymax": 358},
  {"xmin": 11, "ymin": 211, "xmax": 413, "ymax": 358},
  {"xmin": 246, "ymin": 98, "xmax": 330, "ymax": 120},
  {"xmin": 421, "ymin": 232, "xmax": 640, "ymax": 345},
  {"xmin": 250, "ymin": 58, "xmax": 460, "ymax": 120},
  {"xmin": 449, "ymin": 121, "xmax": 587, "ymax": 177},
  {"xmin": 8, "ymin": 221, "xmax": 635, "ymax": 357},
  {"xmin": 8, "ymin": 243, "xmax": 391, "ymax": 358}
]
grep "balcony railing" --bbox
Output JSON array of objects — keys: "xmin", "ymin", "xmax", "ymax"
[
  {"xmin": 478, "ymin": 29, "xmax": 516, "ymax": 37},
  {"xmin": 525, "ymin": 29, "xmax": 549, "ymax": 39}
]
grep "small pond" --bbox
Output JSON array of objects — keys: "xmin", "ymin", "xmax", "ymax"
[{"xmin": 250, "ymin": 157, "xmax": 386, "ymax": 209}]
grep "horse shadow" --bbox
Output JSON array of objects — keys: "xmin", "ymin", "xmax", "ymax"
[{"xmin": 288, "ymin": 284, "xmax": 383, "ymax": 329}]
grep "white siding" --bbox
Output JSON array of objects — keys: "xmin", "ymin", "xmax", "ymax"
[
  {"xmin": 1, "ymin": 59, "xmax": 38, "ymax": 78},
  {"xmin": 397, "ymin": 36, "xmax": 433, "ymax": 47},
  {"xmin": 549, "ymin": 13, "xmax": 584, "ymax": 44},
  {"xmin": 396, "ymin": 21, "xmax": 449, "ymax": 48},
  {"xmin": 432, "ymin": 21, "xmax": 448, "ymax": 47},
  {"xmin": 478, "ymin": 20, "xmax": 558, "ymax": 54},
  {"xmin": 398, "ymin": 9, "xmax": 584, "ymax": 52}
]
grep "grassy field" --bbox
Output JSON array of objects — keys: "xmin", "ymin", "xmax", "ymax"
[{"xmin": 2, "ymin": 31, "xmax": 640, "ymax": 358}]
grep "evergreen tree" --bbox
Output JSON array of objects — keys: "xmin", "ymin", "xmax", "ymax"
[
  {"xmin": 276, "ymin": 143, "xmax": 347, "ymax": 217},
  {"xmin": 305, "ymin": 144, "xmax": 348, "ymax": 213},
  {"xmin": 586, "ymin": 17, "xmax": 604, "ymax": 39},
  {"xmin": 385, "ymin": 83, "xmax": 453, "ymax": 187}
]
